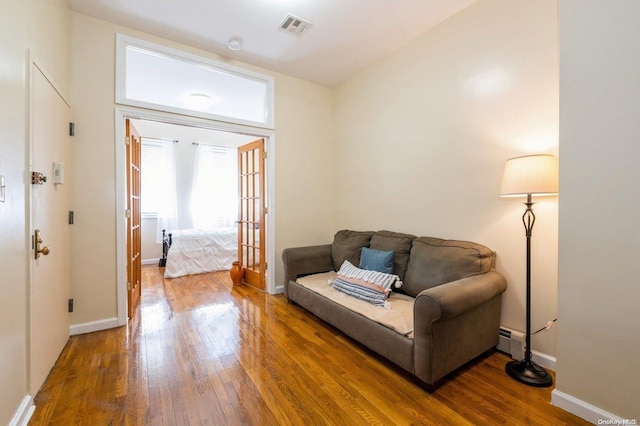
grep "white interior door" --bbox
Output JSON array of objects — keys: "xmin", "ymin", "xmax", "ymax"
[{"xmin": 29, "ymin": 61, "xmax": 72, "ymax": 395}]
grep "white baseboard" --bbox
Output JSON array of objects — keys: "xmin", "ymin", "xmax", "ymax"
[
  {"xmin": 532, "ymin": 350, "xmax": 556, "ymax": 371},
  {"xmin": 552, "ymin": 389, "xmax": 628, "ymax": 424},
  {"xmin": 142, "ymin": 258, "xmax": 160, "ymax": 265},
  {"xmin": 70, "ymin": 317, "xmax": 120, "ymax": 335},
  {"xmin": 9, "ymin": 395, "xmax": 35, "ymax": 426}
]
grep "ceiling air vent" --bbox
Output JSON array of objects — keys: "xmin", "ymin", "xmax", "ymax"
[{"xmin": 278, "ymin": 14, "xmax": 312, "ymax": 36}]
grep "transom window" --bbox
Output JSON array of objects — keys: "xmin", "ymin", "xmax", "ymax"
[{"xmin": 116, "ymin": 34, "xmax": 274, "ymax": 128}]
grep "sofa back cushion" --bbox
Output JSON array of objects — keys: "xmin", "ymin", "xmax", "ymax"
[
  {"xmin": 403, "ymin": 237, "xmax": 494, "ymax": 297},
  {"xmin": 332, "ymin": 230, "xmax": 374, "ymax": 271},
  {"xmin": 359, "ymin": 247, "xmax": 395, "ymax": 274},
  {"xmin": 369, "ymin": 230, "xmax": 416, "ymax": 281}
]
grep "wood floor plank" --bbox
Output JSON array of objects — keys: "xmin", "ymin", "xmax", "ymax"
[{"xmin": 29, "ymin": 266, "xmax": 590, "ymax": 425}]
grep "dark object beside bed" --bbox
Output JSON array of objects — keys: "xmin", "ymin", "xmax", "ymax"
[{"xmin": 158, "ymin": 229, "xmax": 172, "ymax": 267}]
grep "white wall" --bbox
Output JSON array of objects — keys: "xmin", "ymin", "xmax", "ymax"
[
  {"xmin": 335, "ymin": 0, "xmax": 559, "ymax": 356},
  {"xmin": 70, "ymin": 12, "xmax": 336, "ymax": 325},
  {"xmin": 554, "ymin": 0, "xmax": 640, "ymax": 421},
  {"xmin": 141, "ymin": 217, "xmax": 162, "ymax": 263},
  {"xmin": 0, "ymin": 0, "xmax": 71, "ymax": 423}
]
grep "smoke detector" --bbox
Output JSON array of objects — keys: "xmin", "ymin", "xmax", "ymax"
[{"xmin": 278, "ymin": 14, "xmax": 312, "ymax": 36}]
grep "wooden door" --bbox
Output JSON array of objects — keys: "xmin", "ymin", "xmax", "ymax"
[
  {"xmin": 29, "ymin": 62, "xmax": 72, "ymax": 395},
  {"xmin": 238, "ymin": 139, "xmax": 266, "ymax": 290},
  {"xmin": 126, "ymin": 119, "xmax": 142, "ymax": 319}
]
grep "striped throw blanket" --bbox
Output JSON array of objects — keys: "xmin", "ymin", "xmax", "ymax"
[{"xmin": 331, "ymin": 260, "xmax": 402, "ymax": 307}]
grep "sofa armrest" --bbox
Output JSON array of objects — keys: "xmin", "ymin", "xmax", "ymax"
[
  {"xmin": 414, "ymin": 270, "xmax": 507, "ymax": 324},
  {"xmin": 282, "ymin": 244, "xmax": 334, "ymax": 298},
  {"xmin": 412, "ymin": 270, "xmax": 507, "ymax": 384}
]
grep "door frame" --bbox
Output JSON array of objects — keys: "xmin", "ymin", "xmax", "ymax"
[{"xmin": 114, "ymin": 107, "xmax": 276, "ymax": 326}]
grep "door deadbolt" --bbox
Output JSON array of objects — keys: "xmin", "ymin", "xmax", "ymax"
[
  {"xmin": 31, "ymin": 171, "xmax": 47, "ymax": 185},
  {"xmin": 34, "ymin": 229, "xmax": 50, "ymax": 259}
]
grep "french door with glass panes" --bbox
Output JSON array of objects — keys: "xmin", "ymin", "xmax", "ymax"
[{"xmin": 237, "ymin": 139, "xmax": 266, "ymax": 290}]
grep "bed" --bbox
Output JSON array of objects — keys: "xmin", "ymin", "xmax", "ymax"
[{"xmin": 163, "ymin": 228, "xmax": 238, "ymax": 278}]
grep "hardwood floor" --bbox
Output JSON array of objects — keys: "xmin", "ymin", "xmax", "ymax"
[{"xmin": 30, "ymin": 265, "xmax": 588, "ymax": 425}]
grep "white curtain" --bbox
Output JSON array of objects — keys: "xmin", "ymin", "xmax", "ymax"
[
  {"xmin": 191, "ymin": 145, "xmax": 238, "ymax": 230},
  {"xmin": 155, "ymin": 141, "xmax": 178, "ymax": 243}
]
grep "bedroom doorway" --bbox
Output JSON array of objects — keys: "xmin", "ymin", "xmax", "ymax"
[
  {"xmin": 117, "ymin": 113, "xmax": 274, "ymax": 321},
  {"xmin": 115, "ymin": 35, "xmax": 276, "ymax": 324}
]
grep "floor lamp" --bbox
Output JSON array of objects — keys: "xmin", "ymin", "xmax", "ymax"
[{"xmin": 500, "ymin": 154, "xmax": 558, "ymax": 387}]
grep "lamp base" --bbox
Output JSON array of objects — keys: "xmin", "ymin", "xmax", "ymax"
[{"xmin": 506, "ymin": 359, "xmax": 553, "ymax": 387}]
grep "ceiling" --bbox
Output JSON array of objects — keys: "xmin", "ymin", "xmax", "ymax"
[{"xmin": 67, "ymin": 0, "xmax": 476, "ymax": 88}]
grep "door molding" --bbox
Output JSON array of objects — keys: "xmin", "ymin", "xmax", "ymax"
[{"xmin": 114, "ymin": 107, "xmax": 277, "ymax": 325}]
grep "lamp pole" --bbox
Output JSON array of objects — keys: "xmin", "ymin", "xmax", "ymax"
[{"xmin": 505, "ymin": 193, "xmax": 553, "ymax": 387}]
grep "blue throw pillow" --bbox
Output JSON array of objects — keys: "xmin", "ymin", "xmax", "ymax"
[{"xmin": 359, "ymin": 247, "xmax": 395, "ymax": 274}]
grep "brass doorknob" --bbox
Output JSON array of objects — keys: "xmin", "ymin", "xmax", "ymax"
[{"xmin": 34, "ymin": 229, "xmax": 51, "ymax": 259}]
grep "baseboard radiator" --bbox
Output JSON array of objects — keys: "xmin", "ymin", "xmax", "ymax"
[{"xmin": 497, "ymin": 327, "xmax": 525, "ymax": 361}]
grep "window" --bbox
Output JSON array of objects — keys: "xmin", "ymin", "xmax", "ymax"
[
  {"xmin": 116, "ymin": 34, "xmax": 274, "ymax": 128},
  {"xmin": 141, "ymin": 139, "xmax": 178, "ymax": 241},
  {"xmin": 141, "ymin": 141, "xmax": 166, "ymax": 215},
  {"xmin": 191, "ymin": 145, "xmax": 238, "ymax": 230}
]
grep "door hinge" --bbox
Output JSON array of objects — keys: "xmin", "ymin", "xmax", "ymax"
[
  {"xmin": 264, "ymin": 207, "xmax": 268, "ymax": 215},
  {"xmin": 127, "ymin": 281, "xmax": 132, "ymax": 291},
  {"xmin": 69, "ymin": 122, "xmax": 75, "ymax": 137},
  {"xmin": 68, "ymin": 298, "xmax": 74, "ymax": 313},
  {"xmin": 264, "ymin": 151, "xmax": 268, "ymax": 159},
  {"xmin": 125, "ymin": 209, "xmax": 131, "ymax": 218},
  {"xmin": 125, "ymin": 136, "xmax": 131, "ymax": 146},
  {"xmin": 68, "ymin": 211, "xmax": 74, "ymax": 225}
]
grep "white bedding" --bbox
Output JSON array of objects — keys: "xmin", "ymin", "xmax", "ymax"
[{"xmin": 164, "ymin": 228, "xmax": 238, "ymax": 278}]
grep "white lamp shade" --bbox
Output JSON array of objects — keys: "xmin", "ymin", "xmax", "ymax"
[{"xmin": 500, "ymin": 154, "xmax": 559, "ymax": 197}]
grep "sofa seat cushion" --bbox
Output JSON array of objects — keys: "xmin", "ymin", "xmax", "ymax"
[
  {"xmin": 403, "ymin": 237, "xmax": 494, "ymax": 297},
  {"xmin": 296, "ymin": 271, "xmax": 415, "ymax": 338}
]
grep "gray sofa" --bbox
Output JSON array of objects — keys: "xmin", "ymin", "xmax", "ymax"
[{"xmin": 282, "ymin": 230, "xmax": 507, "ymax": 389}]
